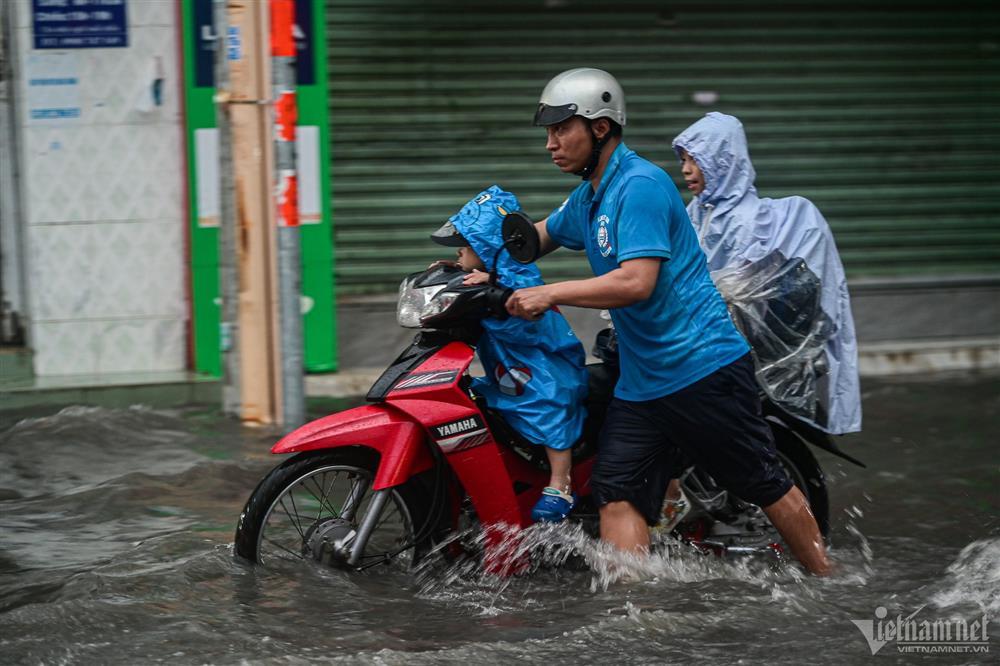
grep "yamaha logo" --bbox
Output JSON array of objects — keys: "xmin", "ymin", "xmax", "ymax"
[
  {"xmin": 431, "ymin": 414, "xmax": 490, "ymax": 453},
  {"xmin": 433, "ymin": 415, "xmax": 484, "ymax": 438}
]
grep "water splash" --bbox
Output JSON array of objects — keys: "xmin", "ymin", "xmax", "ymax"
[
  {"xmin": 929, "ymin": 537, "xmax": 1000, "ymax": 614},
  {"xmin": 415, "ymin": 520, "xmax": 813, "ymax": 607}
]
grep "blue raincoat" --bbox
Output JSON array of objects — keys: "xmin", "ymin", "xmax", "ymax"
[
  {"xmin": 448, "ymin": 186, "xmax": 588, "ymax": 450},
  {"xmin": 673, "ymin": 113, "xmax": 861, "ymax": 434}
]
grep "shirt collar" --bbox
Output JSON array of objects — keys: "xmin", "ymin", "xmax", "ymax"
[{"xmin": 583, "ymin": 142, "xmax": 629, "ymax": 206}]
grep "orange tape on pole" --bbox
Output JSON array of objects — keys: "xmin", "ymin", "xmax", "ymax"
[
  {"xmin": 275, "ymin": 91, "xmax": 297, "ymax": 142},
  {"xmin": 270, "ymin": 0, "xmax": 295, "ymax": 57},
  {"xmin": 277, "ymin": 171, "xmax": 300, "ymax": 227}
]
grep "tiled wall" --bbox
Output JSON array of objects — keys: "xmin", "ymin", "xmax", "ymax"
[{"xmin": 12, "ymin": 1, "xmax": 187, "ymax": 376}]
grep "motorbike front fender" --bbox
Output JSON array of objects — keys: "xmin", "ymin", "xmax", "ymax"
[{"xmin": 271, "ymin": 404, "xmax": 436, "ymax": 490}]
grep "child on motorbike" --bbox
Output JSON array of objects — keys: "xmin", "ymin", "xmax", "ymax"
[{"xmin": 430, "ymin": 185, "xmax": 589, "ymax": 523}]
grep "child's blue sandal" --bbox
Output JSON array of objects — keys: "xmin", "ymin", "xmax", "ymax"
[{"xmin": 531, "ymin": 486, "xmax": 577, "ymax": 523}]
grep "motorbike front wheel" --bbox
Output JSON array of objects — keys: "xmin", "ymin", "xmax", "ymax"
[{"xmin": 233, "ymin": 447, "xmax": 437, "ymax": 570}]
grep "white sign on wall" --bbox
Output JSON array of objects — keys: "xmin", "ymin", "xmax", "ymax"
[
  {"xmin": 296, "ymin": 125, "xmax": 320, "ymax": 224},
  {"xmin": 25, "ymin": 53, "xmax": 81, "ymax": 123},
  {"xmin": 195, "ymin": 127, "xmax": 219, "ymax": 227}
]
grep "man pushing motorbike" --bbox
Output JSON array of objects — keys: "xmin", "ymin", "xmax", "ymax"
[{"xmin": 506, "ymin": 68, "xmax": 831, "ymax": 575}]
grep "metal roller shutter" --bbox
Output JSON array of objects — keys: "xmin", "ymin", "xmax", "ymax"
[{"xmin": 327, "ymin": 0, "xmax": 1000, "ymax": 295}]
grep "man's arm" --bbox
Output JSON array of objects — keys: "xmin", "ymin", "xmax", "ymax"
[
  {"xmin": 535, "ymin": 218, "xmax": 560, "ymax": 257},
  {"xmin": 507, "ymin": 258, "xmax": 660, "ymax": 318}
]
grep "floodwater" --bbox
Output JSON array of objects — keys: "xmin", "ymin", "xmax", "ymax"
[{"xmin": 1, "ymin": 372, "xmax": 997, "ymax": 665}]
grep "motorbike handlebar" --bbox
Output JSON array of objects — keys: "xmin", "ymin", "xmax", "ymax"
[{"xmin": 485, "ymin": 285, "xmax": 513, "ymax": 320}]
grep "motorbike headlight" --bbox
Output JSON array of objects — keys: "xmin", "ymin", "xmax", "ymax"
[
  {"xmin": 420, "ymin": 290, "xmax": 459, "ymax": 323},
  {"xmin": 397, "ymin": 276, "xmax": 446, "ymax": 328}
]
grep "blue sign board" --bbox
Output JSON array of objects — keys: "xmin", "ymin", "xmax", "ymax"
[
  {"xmin": 191, "ymin": 0, "xmax": 314, "ymax": 89},
  {"xmin": 33, "ymin": 0, "xmax": 128, "ymax": 50}
]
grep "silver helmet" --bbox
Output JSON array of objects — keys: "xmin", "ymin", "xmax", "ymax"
[{"xmin": 534, "ymin": 68, "xmax": 626, "ymax": 127}]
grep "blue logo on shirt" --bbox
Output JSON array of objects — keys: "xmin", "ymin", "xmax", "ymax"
[{"xmin": 596, "ymin": 215, "xmax": 613, "ymax": 257}]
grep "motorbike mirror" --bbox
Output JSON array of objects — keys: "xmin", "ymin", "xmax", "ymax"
[{"xmin": 501, "ymin": 211, "xmax": 541, "ymax": 264}]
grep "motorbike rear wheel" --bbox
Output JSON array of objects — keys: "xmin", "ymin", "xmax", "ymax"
[
  {"xmin": 678, "ymin": 425, "xmax": 830, "ymax": 557},
  {"xmin": 233, "ymin": 447, "xmax": 437, "ymax": 570}
]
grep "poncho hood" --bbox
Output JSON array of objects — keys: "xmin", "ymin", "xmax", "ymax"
[
  {"xmin": 447, "ymin": 185, "xmax": 542, "ymax": 290},
  {"xmin": 444, "ymin": 185, "xmax": 588, "ymax": 450},
  {"xmin": 672, "ymin": 111, "xmax": 756, "ymax": 217}
]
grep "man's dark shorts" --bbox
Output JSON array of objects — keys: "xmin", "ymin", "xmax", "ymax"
[{"xmin": 590, "ymin": 352, "xmax": 793, "ymax": 525}]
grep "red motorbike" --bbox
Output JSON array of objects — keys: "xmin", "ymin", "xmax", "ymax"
[{"xmin": 233, "ymin": 216, "xmax": 862, "ymax": 572}]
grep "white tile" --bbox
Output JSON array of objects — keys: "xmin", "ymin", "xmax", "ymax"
[
  {"xmin": 32, "ymin": 315, "xmax": 187, "ymax": 376},
  {"xmin": 27, "ymin": 221, "xmax": 186, "ymax": 321},
  {"xmin": 31, "ymin": 321, "xmax": 100, "ymax": 375},
  {"xmin": 26, "ymin": 224, "xmax": 102, "ymax": 320},
  {"xmin": 34, "ymin": 317, "xmax": 187, "ymax": 376},
  {"xmin": 77, "ymin": 124, "xmax": 183, "ymax": 223},
  {"xmin": 23, "ymin": 123, "xmax": 184, "ymax": 227},
  {"xmin": 90, "ymin": 221, "xmax": 186, "ymax": 318},
  {"xmin": 149, "ymin": 317, "xmax": 187, "ymax": 371},
  {"xmin": 86, "ymin": 125, "xmax": 143, "ymax": 220},
  {"xmin": 22, "ymin": 127, "xmax": 95, "ymax": 224},
  {"xmin": 128, "ymin": 0, "xmax": 177, "ymax": 28},
  {"xmin": 94, "ymin": 317, "xmax": 186, "ymax": 373}
]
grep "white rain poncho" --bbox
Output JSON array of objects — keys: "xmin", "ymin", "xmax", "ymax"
[{"xmin": 673, "ymin": 112, "xmax": 861, "ymax": 434}]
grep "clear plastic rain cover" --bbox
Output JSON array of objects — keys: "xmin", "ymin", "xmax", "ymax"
[{"xmin": 712, "ymin": 250, "xmax": 835, "ymax": 428}]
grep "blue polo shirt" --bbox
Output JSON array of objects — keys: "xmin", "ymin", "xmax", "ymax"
[{"xmin": 547, "ymin": 142, "xmax": 749, "ymax": 401}]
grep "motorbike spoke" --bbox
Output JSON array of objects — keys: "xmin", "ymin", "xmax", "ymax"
[
  {"xmin": 262, "ymin": 535, "xmax": 305, "ymax": 560},
  {"xmin": 374, "ymin": 498, "xmax": 414, "ymax": 554},
  {"xmin": 277, "ymin": 495, "xmax": 307, "ymax": 542},
  {"xmin": 373, "ymin": 501, "xmax": 402, "ymax": 534},
  {"xmin": 341, "ymin": 474, "xmax": 371, "ymax": 522},
  {"xmin": 303, "ymin": 472, "xmax": 341, "ymax": 521}
]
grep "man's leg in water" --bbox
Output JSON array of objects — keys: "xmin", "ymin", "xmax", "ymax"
[
  {"xmin": 590, "ymin": 398, "xmax": 671, "ymax": 552},
  {"xmin": 599, "ymin": 500, "xmax": 649, "ymax": 553},
  {"xmin": 764, "ymin": 485, "xmax": 831, "ymax": 575},
  {"xmin": 600, "ymin": 486, "xmax": 830, "ymax": 574}
]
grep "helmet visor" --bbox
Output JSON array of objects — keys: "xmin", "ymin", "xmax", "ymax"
[
  {"xmin": 533, "ymin": 102, "xmax": 577, "ymax": 127},
  {"xmin": 429, "ymin": 219, "xmax": 469, "ymax": 247}
]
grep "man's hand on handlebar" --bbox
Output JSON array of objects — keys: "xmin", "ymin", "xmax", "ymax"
[{"xmin": 506, "ymin": 285, "xmax": 555, "ymax": 321}]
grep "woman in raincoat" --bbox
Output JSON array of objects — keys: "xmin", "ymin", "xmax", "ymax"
[
  {"xmin": 672, "ymin": 112, "xmax": 861, "ymax": 435},
  {"xmin": 430, "ymin": 185, "xmax": 589, "ymax": 522}
]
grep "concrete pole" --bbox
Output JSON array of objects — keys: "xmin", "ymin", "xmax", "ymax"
[
  {"xmin": 270, "ymin": 0, "xmax": 304, "ymax": 429},
  {"xmin": 213, "ymin": 0, "xmax": 240, "ymax": 417}
]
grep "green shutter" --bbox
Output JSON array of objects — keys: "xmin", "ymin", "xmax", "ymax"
[{"xmin": 327, "ymin": 1, "xmax": 1000, "ymax": 295}]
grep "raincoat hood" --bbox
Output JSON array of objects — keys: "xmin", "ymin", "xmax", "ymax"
[
  {"xmin": 444, "ymin": 185, "xmax": 588, "ymax": 450},
  {"xmin": 672, "ymin": 112, "xmax": 756, "ymax": 215},
  {"xmin": 447, "ymin": 185, "xmax": 542, "ymax": 290}
]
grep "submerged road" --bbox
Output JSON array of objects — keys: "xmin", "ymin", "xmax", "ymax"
[{"xmin": 0, "ymin": 371, "xmax": 997, "ymax": 664}]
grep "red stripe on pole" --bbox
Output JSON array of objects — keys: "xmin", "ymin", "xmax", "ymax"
[
  {"xmin": 278, "ymin": 172, "xmax": 300, "ymax": 227},
  {"xmin": 270, "ymin": 0, "xmax": 295, "ymax": 57},
  {"xmin": 275, "ymin": 90, "xmax": 297, "ymax": 142}
]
